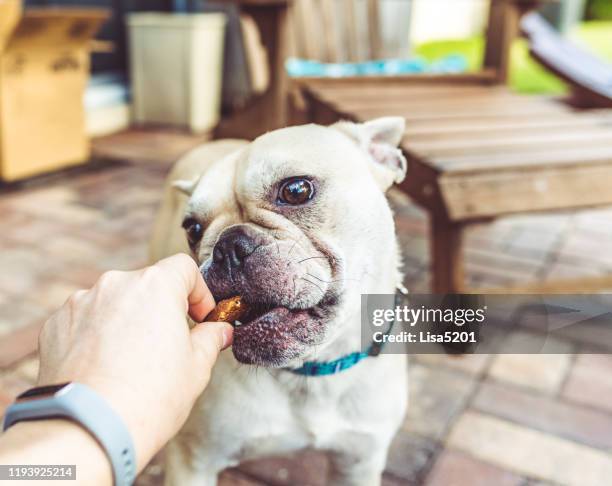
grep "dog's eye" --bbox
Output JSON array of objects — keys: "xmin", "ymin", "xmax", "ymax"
[
  {"xmin": 182, "ymin": 218, "xmax": 204, "ymax": 247},
  {"xmin": 277, "ymin": 178, "xmax": 314, "ymax": 206}
]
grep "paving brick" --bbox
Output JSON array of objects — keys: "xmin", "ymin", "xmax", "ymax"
[
  {"xmin": 504, "ymin": 227, "xmax": 563, "ymax": 254},
  {"xmin": 466, "ymin": 221, "xmax": 514, "ymax": 248},
  {"xmin": 39, "ymin": 234, "xmax": 106, "ymax": 266},
  {"xmin": 473, "ymin": 381, "xmax": 612, "ymax": 450},
  {"xmin": 394, "ymin": 213, "xmax": 428, "ymax": 238},
  {"xmin": 12, "ymin": 356, "xmax": 40, "ymax": 383},
  {"xmin": 543, "ymin": 261, "xmax": 608, "ymax": 281},
  {"xmin": 15, "ymin": 201, "xmax": 103, "ymax": 226},
  {"xmin": 2, "ymin": 187, "xmax": 75, "ymax": 210},
  {"xmin": 411, "ymin": 354, "xmax": 490, "ymax": 376},
  {"xmin": 424, "ymin": 449, "xmax": 522, "ymax": 486},
  {"xmin": 0, "ymin": 249, "xmax": 54, "ymax": 296},
  {"xmin": 0, "ymin": 369, "xmax": 33, "ymax": 417},
  {"xmin": 238, "ymin": 450, "xmax": 328, "ymax": 486},
  {"xmin": 0, "ymin": 207, "xmax": 31, "ymax": 229},
  {"xmin": 447, "ymin": 411, "xmax": 612, "ymax": 486},
  {"xmin": 59, "ymin": 265, "xmax": 104, "ymax": 288},
  {"xmin": 403, "ymin": 363, "xmax": 476, "ymax": 441},
  {"xmin": 0, "ymin": 322, "xmax": 42, "ymax": 369},
  {"xmin": 5, "ymin": 219, "xmax": 77, "ymax": 247},
  {"xmin": 385, "ymin": 431, "xmax": 437, "ymax": 484},
  {"xmin": 96, "ymin": 241, "xmax": 149, "ymax": 271},
  {"xmin": 488, "ymin": 353, "xmax": 572, "ymax": 394},
  {"xmin": 465, "ymin": 247, "xmax": 545, "ymax": 278},
  {"xmin": 136, "ymin": 461, "xmax": 269, "ymax": 486},
  {"xmin": 0, "ymin": 300, "xmax": 47, "ymax": 339},
  {"xmin": 487, "ymin": 333, "xmax": 573, "ymax": 394},
  {"xmin": 34, "ymin": 280, "xmax": 82, "ymax": 312},
  {"xmin": 551, "ymin": 318, "xmax": 612, "ymax": 352},
  {"xmin": 562, "ymin": 354, "xmax": 612, "ymax": 414},
  {"xmin": 92, "ymin": 127, "xmax": 211, "ymax": 165}
]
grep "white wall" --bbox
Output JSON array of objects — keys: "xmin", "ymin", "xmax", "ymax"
[{"xmin": 409, "ymin": 0, "xmax": 489, "ymax": 44}]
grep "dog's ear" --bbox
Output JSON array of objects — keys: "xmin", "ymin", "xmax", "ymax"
[
  {"xmin": 334, "ymin": 117, "xmax": 407, "ymax": 190},
  {"xmin": 172, "ymin": 178, "xmax": 198, "ymax": 196}
]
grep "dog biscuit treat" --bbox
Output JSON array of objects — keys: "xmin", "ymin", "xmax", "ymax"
[{"xmin": 205, "ymin": 296, "xmax": 247, "ymax": 323}]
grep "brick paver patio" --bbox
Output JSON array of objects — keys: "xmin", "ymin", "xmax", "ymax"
[{"xmin": 1, "ymin": 131, "xmax": 612, "ymax": 485}]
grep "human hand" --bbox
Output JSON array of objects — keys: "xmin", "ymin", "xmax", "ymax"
[{"xmin": 36, "ymin": 254, "xmax": 233, "ymax": 471}]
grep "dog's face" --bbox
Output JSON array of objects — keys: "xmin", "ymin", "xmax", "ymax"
[{"xmin": 176, "ymin": 118, "xmax": 407, "ymax": 367}]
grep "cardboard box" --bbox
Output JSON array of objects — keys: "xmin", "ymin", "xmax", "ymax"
[{"xmin": 0, "ymin": 2, "xmax": 108, "ymax": 181}]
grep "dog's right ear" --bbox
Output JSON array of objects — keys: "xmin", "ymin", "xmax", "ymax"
[{"xmin": 172, "ymin": 178, "xmax": 198, "ymax": 196}]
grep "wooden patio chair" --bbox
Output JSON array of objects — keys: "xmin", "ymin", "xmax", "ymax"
[
  {"xmin": 215, "ymin": 0, "xmax": 529, "ymax": 139},
  {"xmin": 216, "ymin": 0, "xmax": 612, "ymax": 294}
]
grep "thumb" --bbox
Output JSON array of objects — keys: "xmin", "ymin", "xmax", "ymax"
[{"xmin": 190, "ymin": 321, "xmax": 233, "ymax": 367}]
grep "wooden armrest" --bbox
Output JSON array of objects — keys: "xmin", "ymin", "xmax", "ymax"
[{"xmin": 484, "ymin": 0, "xmax": 559, "ymax": 83}]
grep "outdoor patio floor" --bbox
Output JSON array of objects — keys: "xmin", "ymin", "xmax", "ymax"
[{"xmin": 1, "ymin": 130, "xmax": 612, "ymax": 485}]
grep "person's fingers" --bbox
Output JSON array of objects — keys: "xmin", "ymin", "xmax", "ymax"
[
  {"xmin": 190, "ymin": 322, "xmax": 233, "ymax": 369},
  {"xmin": 154, "ymin": 254, "xmax": 215, "ymax": 321},
  {"xmin": 187, "ymin": 273, "xmax": 216, "ymax": 323}
]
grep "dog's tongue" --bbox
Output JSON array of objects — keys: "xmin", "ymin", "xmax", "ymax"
[{"xmin": 205, "ymin": 296, "xmax": 248, "ymax": 324}]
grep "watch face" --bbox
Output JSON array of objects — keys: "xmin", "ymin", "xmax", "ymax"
[{"xmin": 17, "ymin": 383, "xmax": 71, "ymax": 401}]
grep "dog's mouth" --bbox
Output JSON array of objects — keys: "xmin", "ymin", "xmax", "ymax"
[
  {"xmin": 213, "ymin": 292, "xmax": 337, "ymax": 367},
  {"xmin": 232, "ymin": 300, "xmax": 279, "ymax": 328}
]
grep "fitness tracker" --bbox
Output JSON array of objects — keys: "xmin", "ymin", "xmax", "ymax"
[{"xmin": 2, "ymin": 382, "xmax": 136, "ymax": 486}]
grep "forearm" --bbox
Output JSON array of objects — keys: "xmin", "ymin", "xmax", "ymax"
[{"xmin": 0, "ymin": 420, "xmax": 112, "ymax": 486}]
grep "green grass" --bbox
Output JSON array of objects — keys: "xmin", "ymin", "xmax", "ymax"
[
  {"xmin": 413, "ymin": 20, "xmax": 612, "ymax": 94},
  {"xmin": 587, "ymin": 0, "xmax": 612, "ymax": 20}
]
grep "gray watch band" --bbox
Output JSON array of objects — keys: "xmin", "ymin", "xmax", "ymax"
[{"xmin": 2, "ymin": 383, "xmax": 136, "ymax": 486}]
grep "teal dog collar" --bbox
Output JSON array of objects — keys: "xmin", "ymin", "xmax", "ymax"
[{"xmin": 287, "ymin": 291, "xmax": 403, "ymax": 377}]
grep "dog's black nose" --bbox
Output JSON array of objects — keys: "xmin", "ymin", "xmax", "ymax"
[{"xmin": 213, "ymin": 227, "xmax": 258, "ymax": 270}]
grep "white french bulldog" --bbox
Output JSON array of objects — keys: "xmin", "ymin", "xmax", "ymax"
[{"xmin": 149, "ymin": 117, "xmax": 409, "ymax": 486}]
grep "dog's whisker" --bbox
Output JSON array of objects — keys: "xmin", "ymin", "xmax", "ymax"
[
  {"xmin": 299, "ymin": 277, "xmax": 325, "ymax": 294},
  {"xmin": 295, "ymin": 256, "xmax": 329, "ymax": 264},
  {"xmin": 286, "ymin": 233, "xmax": 306, "ymax": 259},
  {"xmin": 306, "ymin": 273, "xmax": 361, "ymax": 284}
]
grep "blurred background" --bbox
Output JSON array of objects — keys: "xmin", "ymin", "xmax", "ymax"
[{"xmin": 1, "ymin": 0, "xmax": 612, "ymax": 484}]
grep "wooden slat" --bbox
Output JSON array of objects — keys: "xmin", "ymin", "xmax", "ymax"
[
  {"xmin": 314, "ymin": 88, "xmax": 543, "ymax": 107},
  {"xmin": 310, "ymin": 84, "xmax": 510, "ymax": 102},
  {"xmin": 475, "ymin": 274, "xmax": 612, "ymax": 294},
  {"xmin": 411, "ymin": 129, "xmax": 612, "ymax": 158},
  {"xmin": 439, "ymin": 163, "xmax": 612, "ymax": 220},
  {"xmin": 294, "ymin": 70, "xmax": 498, "ymax": 87},
  {"xmin": 321, "ymin": 94, "xmax": 568, "ymax": 114},
  {"xmin": 367, "ymin": 0, "xmax": 382, "ymax": 59},
  {"xmin": 435, "ymin": 144, "xmax": 612, "ymax": 173},
  {"xmin": 318, "ymin": 0, "xmax": 337, "ymax": 62},
  {"xmin": 347, "ymin": 102, "xmax": 570, "ymax": 122},
  {"xmin": 306, "ymin": 82, "xmax": 501, "ymax": 94},
  {"xmin": 402, "ymin": 114, "xmax": 612, "ymax": 138},
  {"xmin": 289, "ymin": 0, "xmax": 306, "ymax": 58},
  {"xmin": 403, "ymin": 118, "xmax": 608, "ymax": 140},
  {"xmin": 295, "ymin": 0, "xmax": 320, "ymax": 59},
  {"xmin": 343, "ymin": 0, "xmax": 359, "ymax": 62}
]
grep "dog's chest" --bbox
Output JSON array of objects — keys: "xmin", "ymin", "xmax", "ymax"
[{"xmin": 238, "ymin": 380, "xmax": 377, "ymax": 461}]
